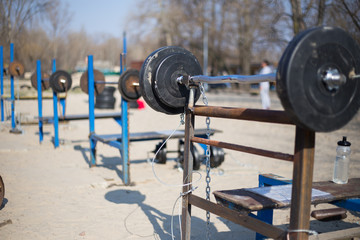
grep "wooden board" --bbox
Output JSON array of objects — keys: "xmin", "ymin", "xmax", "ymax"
[{"xmin": 213, "ymin": 178, "xmax": 360, "ymax": 211}]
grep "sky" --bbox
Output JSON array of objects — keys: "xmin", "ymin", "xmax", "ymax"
[{"xmin": 63, "ymin": 0, "xmax": 141, "ymax": 39}]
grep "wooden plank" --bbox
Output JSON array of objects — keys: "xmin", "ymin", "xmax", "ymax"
[
  {"xmin": 193, "ymin": 105, "xmax": 294, "ymax": 125},
  {"xmin": 213, "ymin": 178, "xmax": 360, "ymax": 212},
  {"xmin": 181, "ymin": 89, "xmax": 196, "ymax": 240},
  {"xmin": 289, "ymin": 127, "xmax": 315, "ymax": 240},
  {"xmin": 308, "ymin": 227, "xmax": 360, "ymax": 240},
  {"xmin": 189, "ymin": 194, "xmax": 286, "ymax": 239},
  {"xmin": 191, "ymin": 137, "xmax": 294, "ymax": 162}
]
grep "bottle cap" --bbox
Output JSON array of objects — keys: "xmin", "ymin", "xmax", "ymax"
[{"xmin": 338, "ymin": 136, "xmax": 351, "ymax": 146}]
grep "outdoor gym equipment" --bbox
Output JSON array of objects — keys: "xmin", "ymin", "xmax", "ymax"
[{"xmin": 139, "ymin": 26, "xmax": 360, "ymax": 239}]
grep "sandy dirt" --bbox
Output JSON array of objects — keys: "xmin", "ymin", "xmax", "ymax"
[{"xmin": 0, "ymin": 85, "xmax": 359, "ymax": 239}]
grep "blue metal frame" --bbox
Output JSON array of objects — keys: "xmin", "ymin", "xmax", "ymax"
[
  {"xmin": 0, "ymin": 46, "xmax": 3, "ymax": 122},
  {"xmin": 36, "ymin": 60, "xmax": 43, "ymax": 143},
  {"xmin": 86, "ymin": 54, "xmax": 130, "ymax": 185},
  {"xmin": 52, "ymin": 59, "xmax": 59, "ymax": 148},
  {"xmin": 88, "ymin": 55, "xmax": 96, "ymax": 167},
  {"xmin": 10, "ymin": 43, "xmax": 15, "ymax": 130}
]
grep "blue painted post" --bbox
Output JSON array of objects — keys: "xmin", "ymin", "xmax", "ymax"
[
  {"xmin": 88, "ymin": 55, "xmax": 96, "ymax": 166},
  {"xmin": 36, "ymin": 60, "xmax": 43, "ymax": 143},
  {"xmin": 10, "ymin": 43, "xmax": 15, "ymax": 129},
  {"xmin": 52, "ymin": 59, "xmax": 59, "ymax": 148},
  {"xmin": 0, "ymin": 46, "xmax": 4, "ymax": 122},
  {"xmin": 59, "ymin": 98, "xmax": 66, "ymax": 116},
  {"xmin": 121, "ymin": 99, "xmax": 129, "ymax": 185},
  {"xmin": 121, "ymin": 32, "xmax": 129, "ymax": 184}
]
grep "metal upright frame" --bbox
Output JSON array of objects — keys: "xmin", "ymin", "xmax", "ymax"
[
  {"xmin": 52, "ymin": 59, "xmax": 59, "ymax": 148},
  {"xmin": 36, "ymin": 60, "xmax": 43, "ymax": 143},
  {"xmin": 87, "ymin": 54, "xmax": 130, "ymax": 185},
  {"xmin": 181, "ymin": 87, "xmax": 317, "ymax": 240},
  {"xmin": 10, "ymin": 43, "xmax": 16, "ymax": 130}
]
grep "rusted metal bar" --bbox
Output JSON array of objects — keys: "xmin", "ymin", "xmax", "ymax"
[
  {"xmin": 289, "ymin": 127, "xmax": 316, "ymax": 240},
  {"xmin": 181, "ymin": 87, "xmax": 196, "ymax": 240},
  {"xmin": 193, "ymin": 106, "xmax": 294, "ymax": 125},
  {"xmin": 189, "ymin": 194, "xmax": 286, "ymax": 239},
  {"xmin": 191, "ymin": 137, "xmax": 294, "ymax": 162}
]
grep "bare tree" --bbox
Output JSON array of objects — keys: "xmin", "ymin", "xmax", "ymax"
[
  {"xmin": 43, "ymin": 0, "xmax": 72, "ymax": 59},
  {"xmin": 0, "ymin": 0, "xmax": 52, "ymax": 55}
]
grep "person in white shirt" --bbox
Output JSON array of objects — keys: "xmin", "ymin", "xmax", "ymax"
[{"xmin": 259, "ymin": 60, "xmax": 272, "ymax": 109}]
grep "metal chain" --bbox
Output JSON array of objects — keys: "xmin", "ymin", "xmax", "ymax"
[{"xmin": 200, "ymin": 83, "xmax": 211, "ymax": 240}]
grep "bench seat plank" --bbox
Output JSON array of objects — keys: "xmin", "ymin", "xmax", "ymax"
[{"xmin": 213, "ymin": 178, "xmax": 360, "ymax": 211}]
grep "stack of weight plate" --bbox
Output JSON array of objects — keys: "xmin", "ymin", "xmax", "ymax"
[{"xmin": 95, "ymin": 86, "xmax": 116, "ymax": 109}]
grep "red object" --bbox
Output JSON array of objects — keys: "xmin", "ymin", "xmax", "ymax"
[{"xmin": 136, "ymin": 100, "xmax": 145, "ymax": 109}]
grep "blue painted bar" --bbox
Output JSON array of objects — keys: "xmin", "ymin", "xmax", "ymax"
[
  {"xmin": 52, "ymin": 59, "xmax": 59, "ymax": 148},
  {"xmin": 333, "ymin": 199, "xmax": 360, "ymax": 212},
  {"xmin": 10, "ymin": 43, "xmax": 15, "ymax": 129},
  {"xmin": 121, "ymin": 99, "xmax": 129, "ymax": 184},
  {"xmin": 88, "ymin": 55, "xmax": 96, "ymax": 166},
  {"xmin": 36, "ymin": 60, "xmax": 43, "ymax": 143},
  {"xmin": 59, "ymin": 98, "xmax": 66, "ymax": 116},
  {"xmin": 0, "ymin": 46, "xmax": 4, "ymax": 122}
]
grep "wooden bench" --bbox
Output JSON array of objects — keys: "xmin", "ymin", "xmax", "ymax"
[
  {"xmin": 213, "ymin": 178, "xmax": 360, "ymax": 239},
  {"xmin": 213, "ymin": 178, "xmax": 360, "ymax": 212}
]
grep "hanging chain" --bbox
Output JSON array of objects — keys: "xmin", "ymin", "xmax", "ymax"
[{"xmin": 200, "ymin": 83, "xmax": 211, "ymax": 240}]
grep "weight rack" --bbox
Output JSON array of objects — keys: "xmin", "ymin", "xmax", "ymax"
[
  {"xmin": 180, "ymin": 87, "xmax": 360, "ymax": 240},
  {"xmin": 0, "ymin": 43, "xmax": 23, "ymax": 133}
]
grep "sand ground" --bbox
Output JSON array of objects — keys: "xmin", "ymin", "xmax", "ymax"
[{"xmin": 0, "ymin": 84, "xmax": 359, "ymax": 239}]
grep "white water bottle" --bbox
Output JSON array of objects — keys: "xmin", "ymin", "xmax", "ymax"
[{"xmin": 333, "ymin": 136, "xmax": 351, "ymax": 184}]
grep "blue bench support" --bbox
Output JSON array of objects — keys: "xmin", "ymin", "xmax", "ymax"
[
  {"xmin": 52, "ymin": 59, "xmax": 59, "ymax": 148},
  {"xmin": 36, "ymin": 60, "xmax": 43, "ymax": 143},
  {"xmin": 86, "ymin": 54, "xmax": 130, "ymax": 185},
  {"xmin": 256, "ymin": 173, "xmax": 360, "ymax": 240}
]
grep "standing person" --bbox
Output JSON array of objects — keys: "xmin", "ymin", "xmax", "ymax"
[{"xmin": 259, "ymin": 60, "xmax": 272, "ymax": 109}]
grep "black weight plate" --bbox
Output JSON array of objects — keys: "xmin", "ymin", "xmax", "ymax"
[
  {"xmin": 154, "ymin": 52, "xmax": 202, "ymax": 108},
  {"xmin": 9, "ymin": 61, "xmax": 25, "ymax": 76},
  {"xmin": 30, "ymin": 72, "xmax": 50, "ymax": 91},
  {"xmin": 80, "ymin": 69, "xmax": 106, "ymax": 95},
  {"xmin": 118, "ymin": 69, "xmax": 141, "ymax": 101},
  {"xmin": 140, "ymin": 46, "xmax": 201, "ymax": 115},
  {"xmin": 210, "ymin": 146, "xmax": 225, "ymax": 168},
  {"xmin": 276, "ymin": 26, "xmax": 360, "ymax": 132},
  {"xmin": 49, "ymin": 70, "xmax": 72, "ymax": 93},
  {"xmin": 0, "ymin": 175, "xmax": 4, "ymax": 207}
]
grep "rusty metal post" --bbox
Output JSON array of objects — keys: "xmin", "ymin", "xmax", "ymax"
[
  {"xmin": 181, "ymin": 87, "xmax": 196, "ymax": 240},
  {"xmin": 289, "ymin": 126, "xmax": 316, "ymax": 240}
]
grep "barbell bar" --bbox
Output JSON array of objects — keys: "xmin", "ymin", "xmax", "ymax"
[{"xmin": 139, "ymin": 26, "xmax": 360, "ymax": 132}]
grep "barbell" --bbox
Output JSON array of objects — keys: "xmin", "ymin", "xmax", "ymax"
[
  {"xmin": 30, "ymin": 70, "xmax": 72, "ymax": 93},
  {"xmin": 79, "ymin": 68, "xmax": 141, "ymax": 101},
  {"xmin": 139, "ymin": 26, "xmax": 360, "ymax": 132}
]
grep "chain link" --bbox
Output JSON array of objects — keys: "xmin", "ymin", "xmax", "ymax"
[{"xmin": 200, "ymin": 83, "xmax": 211, "ymax": 240}]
